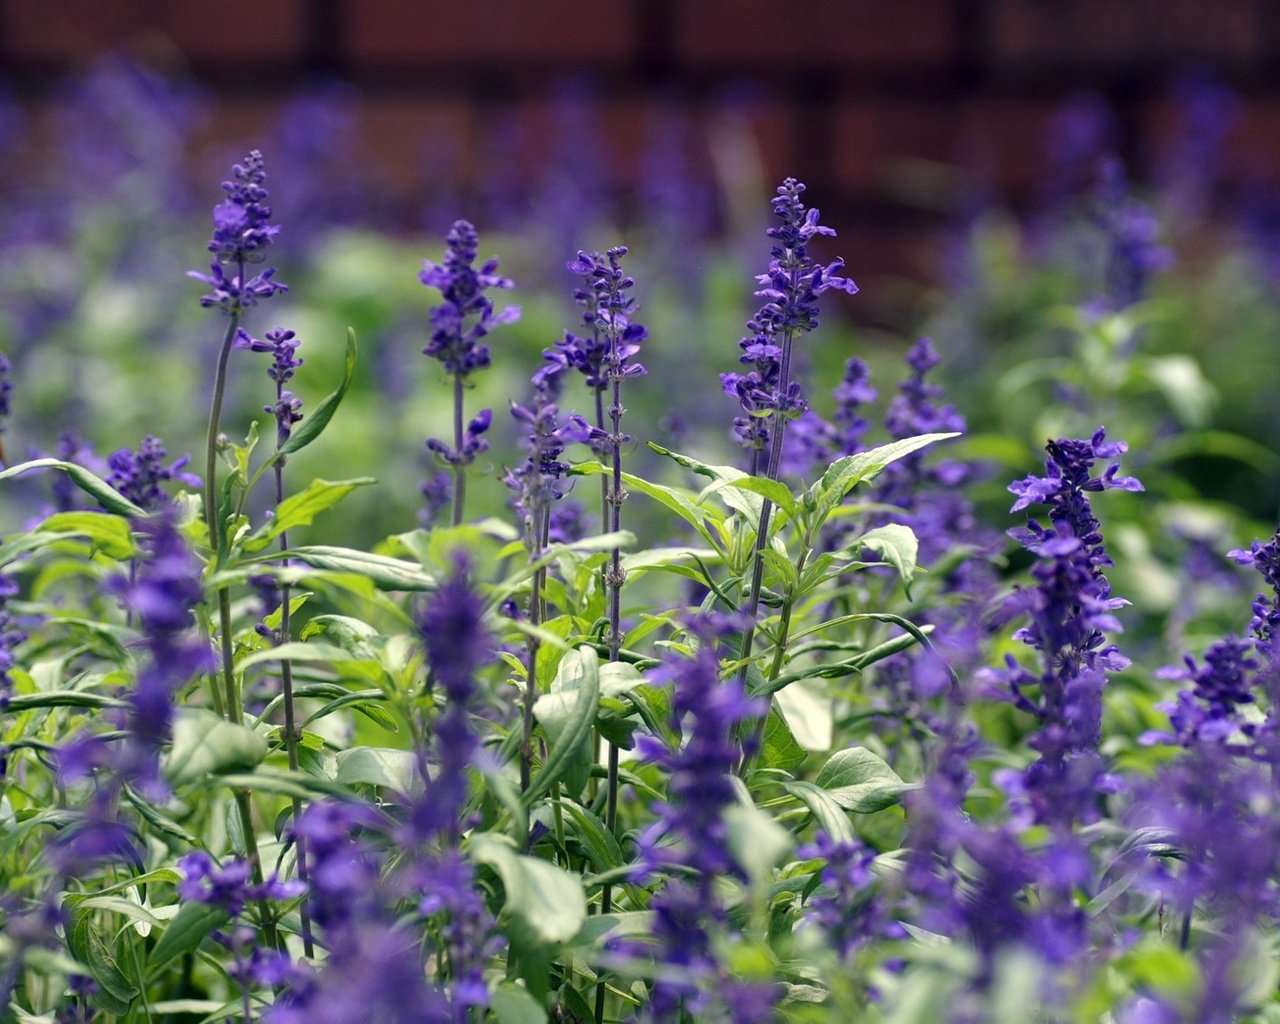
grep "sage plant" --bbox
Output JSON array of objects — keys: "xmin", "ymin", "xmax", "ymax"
[{"xmin": 420, "ymin": 220, "xmax": 519, "ymax": 526}]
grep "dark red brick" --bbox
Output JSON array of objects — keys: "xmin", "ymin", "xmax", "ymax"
[
  {"xmin": 991, "ymin": 0, "xmax": 1262, "ymax": 69},
  {"xmin": 344, "ymin": 0, "xmax": 635, "ymax": 66},
  {"xmin": 830, "ymin": 100, "xmax": 956, "ymax": 196},
  {"xmin": 672, "ymin": 0, "xmax": 956, "ymax": 70},
  {"xmin": 3, "ymin": 0, "xmax": 305, "ymax": 65}
]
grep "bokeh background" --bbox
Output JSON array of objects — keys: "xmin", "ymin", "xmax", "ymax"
[{"xmin": 3, "ymin": 0, "xmax": 1280, "ymax": 557}]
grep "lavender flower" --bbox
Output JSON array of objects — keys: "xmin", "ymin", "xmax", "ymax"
[
  {"xmin": 800, "ymin": 833, "xmax": 888, "ymax": 960},
  {"xmin": 504, "ymin": 385, "xmax": 588, "ymax": 547},
  {"xmin": 1229, "ymin": 527, "xmax": 1280, "ymax": 652},
  {"xmin": 419, "ymin": 470, "xmax": 452, "ymax": 528},
  {"xmin": 832, "ymin": 356, "xmax": 877, "ymax": 455},
  {"xmin": 0, "ymin": 573, "xmax": 26, "ymax": 777},
  {"xmin": 1093, "ymin": 157, "xmax": 1172, "ymax": 310},
  {"xmin": 635, "ymin": 615, "xmax": 769, "ymax": 1019},
  {"xmin": 986, "ymin": 430, "xmax": 1140, "ymax": 831},
  {"xmin": 237, "ymin": 326, "xmax": 305, "ymax": 444},
  {"xmin": 720, "ymin": 178, "xmax": 858, "ymax": 470},
  {"xmin": 0, "ymin": 352, "xmax": 12, "ymax": 449},
  {"xmin": 106, "ymin": 435, "xmax": 201, "ymax": 512},
  {"xmin": 108, "ymin": 512, "xmax": 213, "ymax": 795},
  {"xmin": 420, "ymin": 220, "xmax": 518, "ymax": 524},
  {"xmin": 189, "ymin": 150, "xmax": 287, "ymax": 313},
  {"xmin": 1150, "ymin": 637, "xmax": 1259, "ymax": 747},
  {"xmin": 178, "ymin": 851, "xmax": 303, "ymax": 917}
]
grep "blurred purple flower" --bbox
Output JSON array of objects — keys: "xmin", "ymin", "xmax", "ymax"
[{"xmin": 106, "ymin": 435, "xmax": 201, "ymax": 512}]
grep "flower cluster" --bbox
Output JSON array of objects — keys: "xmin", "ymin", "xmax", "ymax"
[
  {"xmin": 419, "ymin": 220, "xmax": 517, "ymax": 467},
  {"xmin": 721, "ymin": 178, "xmax": 857, "ymax": 464},
  {"xmin": 635, "ymin": 615, "xmax": 770, "ymax": 1019},
  {"xmin": 987, "ymin": 430, "xmax": 1140, "ymax": 831},
  {"xmin": 1229, "ymin": 527, "xmax": 1280, "ymax": 653},
  {"xmin": 237, "ymin": 326, "xmax": 305, "ymax": 444},
  {"xmin": 189, "ymin": 150, "xmax": 286, "ymax": 312},
  {"xmin": 106, "ymin": 435, "xmax": 201, "ymax": 511},
  {"xmin": 543, "ymin": 246, "xmax": 648, "ymax": 398},
  {"xmin": 504, "ymin": 371, "xmax": 588, "ymax": 546},
  {"xmin": 178, "ymin": 850, "xmax": 303, "ymax": 916}
]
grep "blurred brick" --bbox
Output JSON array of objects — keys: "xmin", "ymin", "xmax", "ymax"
[
  {"xmin": 830, "ymin": 100, "xmax": 955, "ymax": 196},
  {"xmin": 672, "ymin": 0, "xmax": 956, "ymax": 70},
  {"xmin": 956, "ymin": 97, "xmax": 1060, "ymax": 195},
  {"xmin": 3, "ymin": 0, "xmax": 305, "ymax": 65},
  {"xmin": 343, "ymin": 0, "xmax": 635, "ymax": 66},
  {"xmin": 357, "ymin": 95, "xmax": 474, "ymax": 195},
  {"xmin": 991, "ymin": 0, "xmax": 1262, "ymax": 69}
]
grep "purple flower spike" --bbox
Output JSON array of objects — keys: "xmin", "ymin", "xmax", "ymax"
[
  {"xmin": 106, "ymin": 435, "xmax": 202, "ymax": 512},
  {"xmin": 722, "ymin": 178, "xmax": 857, "ymax": 465},
  {"xmin": 189, "ymin": 150, "xmax": 286, "ymax": 314},
  {"xmin": 419, "ymin": 219, "xmax": 518, "ymax": 382}
]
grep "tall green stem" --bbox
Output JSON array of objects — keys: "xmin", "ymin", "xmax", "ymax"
[
  {"xmin": 451, "ymin": 373, "xmax": 466, "ymax": 527},
  {"xmin": 201, "ymin": 265, "xmax": 279, "ymax": 950}
]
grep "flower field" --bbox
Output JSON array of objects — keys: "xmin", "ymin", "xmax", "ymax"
[{"xmin": 5, "ymin": 64, "xmax": 1280, "ymax": 1024}]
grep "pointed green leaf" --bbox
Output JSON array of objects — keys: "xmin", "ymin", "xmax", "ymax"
[
  {"xmin": 855, "ymin": 523, "xmax": 920, "ymax": 598},
  {"xmin": 784, "ymin": 780, "xmax": 855, "ymax": 844},
  {"xmin": 37, "ymin": 511, "xmax": 136, "ymax": 560},
  {"xmin": 814, "ymin": 747, "xmax": 912, "ymax": 812},
  {"xmin": 148, "ymin": 901, "xmax": 230, "ymax": 975},
  {"xmin": 279, "ymin": 327, "xmax": 358, "ymax": 456},
  {"xmin": 165, "ymin": 709, "xmax": 269, "ymax": 787},
  {"xmin": 469, "ymin": 834, "xmax": 588, "ymax": 947},
  {"xmin": 810, "ymin": 433, "xmax": 960, "ymax": 522},
  {"xmin": 334, "ymin": 747, "xmax": 418, "ymax": 793},
  {"xmin": 242, "ymin": 478, "xmax": 376, "ymax": 551},
  {"xmin": 262, "ymin": 546, "xmax": 436, "ymax": 591},
  {"xmin": 528, "ymin": 647, "xmax": 600, "ymax": 805},
  {"xmin": 0, "ymin": 458, "xmax": 143, "ymax": 517}
]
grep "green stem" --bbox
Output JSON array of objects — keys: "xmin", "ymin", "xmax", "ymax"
[{"xmin": 451, "ymin": 373, "xmax": 466, "ymax": 527}]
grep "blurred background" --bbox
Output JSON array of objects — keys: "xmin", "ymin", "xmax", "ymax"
[{"xmin": 3, "ymin": 0, "xmax": 1280, "ymax": 573}]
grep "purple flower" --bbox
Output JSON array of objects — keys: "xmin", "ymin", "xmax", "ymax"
[
  {"xmin": 721, "ymin": 178, "xmax": 857, "ymax": 465},
  {"xmin": 106, "ymin": 435, "xmax": 201, "ymax": 512},
  {"xmin": 832, "ymin": 356, "xmax": 877, "ymax": 455},
  {"xmin": 800, "ymin": 833, "xmax": 885, "ymax": 959},
  {"xmin": 419, "ymin": 219, "xmax": 518, "ymax": 381},
  {"xmin": 635, "ymin": 615, "xmax": 770, "ymax": 1019},
  {"xmin": 178, "ymin": 851, "xmax": 303, "ymax": 917},
  {"xmin": 189, "ymin": 151, "xmax": 286, "ymax": 314},
  {"xmin": 503, "ymin": 382, "xmax": 588, "ymax": 545},
  {"xmin": 548, "ymin": 246, "xmax": 648, "ymax": 392},
  {"xmin": 0, "ymin": 353, "xmax": 12, "ymax": 440},
  {"xmin": 985, "ymin": 432, "xmax": 1139, "ymax": 831},
  {"xmin": 238, "ymin": 327, "xmax": 305, "ymax": 444},
  {"xmin": 419, "ymin": 470, "xmax": 452, "ymax": 527},
  {"xmin": 1229, "ymin": 526, "xmax": 1280, "ymax": 651},
  {"xmin": 1093, "ymin": 157, "xmax": 1172, "ymax": 309}
]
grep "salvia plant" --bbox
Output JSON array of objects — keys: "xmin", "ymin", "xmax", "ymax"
[{"xmin": 4, "ymin": 128, "xmax": 1280, "ymax": 1024}]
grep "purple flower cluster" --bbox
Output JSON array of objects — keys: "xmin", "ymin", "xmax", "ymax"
[
  {"xmin": 542, "ymin": 246, "xmax": 647, "ymax": 400},
  {"xmin": 0, "ymin": 573, "xmax": 25, "ymax": 776},
  {"xmin": 504, "ymin": 371, "xmax": 588, "ymax": 545},
  {"xmin": 1093, "ymin": 157, "xmax": 1172, "ymax": 310},
  {"xmin": 721, "ymin": 178, "xmax": 857, "ymax": 466},
  {"xmin": 1229, "ymin": 527, "xmax": 1280, "ymax": 652},
  {"xmin": 189, "ymin": 151, "xmax": 287, "ymax": 313},
  {"xmin": 0, "ymin": 352, "xmax": 12, "ymax": 443},
  {"xmin": 800, "ymin": 833, "xmax": 890, "ymax": 960},
  {"xmin": 1152, "ymin": 637, "xmax": 1259, "ymax": 747},
  {"xmin": 178, "ymin": 850, "xmax": 303, "ymax": 916},
  {"xmin": 106, "ymin": 435, "xmax": 201, "ymax": 512},
  {"xmin": 987, "ymin": 430, "xmax": 1140, "ymax": 831},
  {"xmin": 635, "ymin": 615, "xmax": 770, "ymax": 1020},
  {"xmin": 236, "ymin": 326, "xmax": 304, "ymax": 444},
  {"xmin": 419, "ymin": 220, "xmax": 518, "ymax": 462}
]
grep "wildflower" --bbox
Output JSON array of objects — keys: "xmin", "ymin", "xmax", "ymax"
[
  {"xmin": 832, "ymin": 356, "xmax": 876, "ymax": 455},
  {"xmin": 237, "ymin": 326, "xmax": 305, "ymax": 444},
  {"xmin": 106, "ymin": 435, "xmax": 201, "ymax": 512},
  {"xmin": 721, "ymin": 178, "xmax": 857, "ymax": 468},
  {"xmin": 420, "ymin": 220, "xmax": 518, "ymax": 523},
  {"xmin": 189, "ymin": 150, "xmax": 287, "ymax": 313}
]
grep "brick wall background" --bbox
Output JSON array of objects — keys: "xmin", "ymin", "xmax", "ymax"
[{"xmin": 4, "ymin": 0, "xmax": 1280, "ymax": 284}]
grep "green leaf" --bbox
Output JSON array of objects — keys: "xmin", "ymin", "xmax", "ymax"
[
  {"xmin": 809, "ymin": 433, "xmax": 960, "ymax": 523},
  {"xmin": 242, "ymin": 478, "xmax": 376, "ymax": 551},
  {"xmin": 334, "ymin": 747, "xmax": 418, "ymax": 793},
  {"xmin": 148, "ymin": 901, "xmax": 230, "ymax": 975},
  {"xmin": 574, "ymin": 462, "xmax": 721, "ymax": 549},
  {"xmin": 724, "ymin": 802, "xmax": 792, "ymax": 885},
  {"xmin": 66, "ymin": 910, "xmax": 138, "ymax": 1014},
  {"xmin": 0, "ymin": 459, "xmax": 144, "ymax": 517},
  {"xmin": 238, "ymin": 640, "xmax": 376, "ymax": 674},
  {"xmin": 491, "ymin": 982, "xmax": 548, "ymax": 1024},
  {"xmin": 36, "ymin": 511, "xmax": 136, "ymax": 559},
  {"xmin": 706, "ymin": 474, "xmax": 799, "ymax": 521},
  {"xmin": 759, "ymin": 704, "xmax": 807, "ymax": 773},
  {"xmin": 279, "ymin": 327, "xmax": 358, "ymax": 456},
  {"xmin": 528, "ymin": 647, "xmax": 601, "ymax": 805},
  {"xmin": 854, "ymin": 523, "xmax": 920, "ymax": 597},
  {"xmin": 165, "ymin": 709, "xmax": 269, "ymax": 786},
  {"xmin": 4, "ymin": 691, "xmax": 119, "ymax": 712},
  {"xmin": 649, "ymin": 441, "xmax": 766, "ymax": 521},
  {"xmin": 561, "ymin": 799, "xmax": 628, "ymax": 875},
  {"xmin": 468, "ymin": 834, "xmax": 588, "ymax": 947},
  {"xmin": 783, "ymin": 780, "xmax": 855, "ymax": 844},
  {"xmin": 215, "ymin": 768, "xmax": 359, "ymax": 802},
  {"xmin": 814, "ymin": 747, "xmax": 912, "ymax": 812},
  {"xmin": 266, "ymin": 545, "xmax": 436, "ymax": 591}
]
